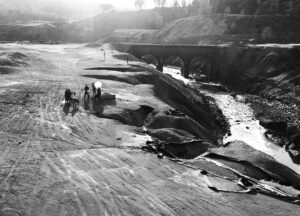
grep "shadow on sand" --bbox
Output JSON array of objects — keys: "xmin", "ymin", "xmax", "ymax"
[
  {"xmin": 63, "ymin": 102, "xmax": 79, "ymax": 116},
  {"xmin": 82, "ymin": 96, "xmax": 117, "ymax": 116}
]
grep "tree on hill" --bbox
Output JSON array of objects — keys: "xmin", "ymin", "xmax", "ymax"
[
  {"xmin": 181, "ymin": 0, "xmax": 187, "ymax": 7},
  {"xmin": 99, "ymin": 3, "xmax": 114, "ymax": 13},
  {"xmin": 173, "ymin": 0, "xmax": 180, "ymax": 7},
  {"xmin": 209, "ymin": 0, "xmax": 300, "ymax": 15},
  {"xmin": 153, "ymin": 0, "xmax": 167, "ymax": 8},
  {"xmin": 135, "ymin": 0, "xmax": 145, "ymax": 10}
]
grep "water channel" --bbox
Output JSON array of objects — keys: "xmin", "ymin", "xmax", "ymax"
[{"xmin": 162, "ymin": 66, "xmax": 300, "ymax": 175}]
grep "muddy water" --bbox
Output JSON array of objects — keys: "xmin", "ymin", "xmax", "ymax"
[{"xmin": 163, "ymin": 66, "xmax": 300, "ymax": 175}]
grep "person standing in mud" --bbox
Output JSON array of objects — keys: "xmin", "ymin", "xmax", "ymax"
[
  {"xmin": 96, "ymin": 87, "xmax": 102, "ymax": 101},
  {"xmin": 84, "ymin": 84, "xmax": 90, "ymax": 101},
  {"xmin": 65, "ymin": 89, "xmax": 71, "ymax": 104},
  {"xmin": 92, "ymin": 83, "xmax": 96, "ymax": 97}
]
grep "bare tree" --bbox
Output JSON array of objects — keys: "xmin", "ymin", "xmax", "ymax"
[
  {"xmin": 153, "ymin": 0, "xmax": 167, "ymax": 8},
  {"xmin": 173, "ymin": 0, "xmax": 180, "ymax": 7},
  {"xmin": 135, "ymin": 0, "xmax": 145, "ymax": 10}
]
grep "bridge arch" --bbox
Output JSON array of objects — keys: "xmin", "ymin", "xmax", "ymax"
[
  {"xmin": 189, "ymin": 56, "xmax": 211, "ymax": 81},
  {"xmin": 141, "ymin": 54, "xmax": 158, "ymax": 67},
  {"xmin": 163, "ymin": 56, "xmax": 185, "ymax": 76}
]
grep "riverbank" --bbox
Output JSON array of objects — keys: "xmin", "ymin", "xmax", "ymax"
[{"xmin": 157, "ymin": 65, "xmax": 300, "ymax": 193}]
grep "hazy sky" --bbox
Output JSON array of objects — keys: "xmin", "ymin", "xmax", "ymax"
[
  {"xmin": 65, "ymin": 0, "xmax": 184, "ymax": 10},
  {"xmin": 0, "ymin": 0, "xmax": 193, "ymax": 19}
]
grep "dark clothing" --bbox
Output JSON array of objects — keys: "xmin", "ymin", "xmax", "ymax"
[
  {"xmin": 65, "ymin": 89, "xmax": 71, "ymax": 103},
  {"xmin": 84, "ymin": 85, "xmax": 90, "ymax": 100},
  {"xmin": 92, "ymin": 86, "xmax": 96, "ymax": 97},
  {"xmin": 96, "ymin": 88, "xmax": 101, "ymax": 101},
  {"xmin": 97, "ymin": 88, "xmax": 101, "ymax": 96}
]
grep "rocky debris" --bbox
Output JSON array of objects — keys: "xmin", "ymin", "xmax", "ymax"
[
  {"xmin": 142, "ymin": 139, "xmax": 214, "ymax": 159},
  {"xmin": 287, "ymin": 133, "xmax": 300, "ymax": 164},
  {"xmin": 259, "ymin": 117, "xmax": 287, "ymax": 132},
  {"xmin": 145, "ymin": 110, "xmax": 216, "ymax": 144},
  {"xmin": 146, "ymin": 128, "xmax": 196, "ymax": 143}
]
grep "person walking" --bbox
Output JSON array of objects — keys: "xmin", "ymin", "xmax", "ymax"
[
  {"xmin": 84, "ymin": 84, "xmax": 90, "ymax": 101},
  {"xmin": 65, "ymin": 89, "xmax": 71, "ymax": 104},
  {"xmin": 96, "ymin": 87, "xmax": 102, "ymax": 101},
  {"xmin": 92, "ymin": 83, "xmax": 97, "ymax": 97}
]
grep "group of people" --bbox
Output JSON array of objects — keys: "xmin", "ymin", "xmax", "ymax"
[
  {"xmin": 84, "ymin": 83, "xmax": 102, "ymax": 101},
  {"xmin": 64, "ymin": 83, "xmax": 102, "ymax": 108},
  {"xmin": 64, "ymin": 89, "xmax": 79, "ymax": 109}
]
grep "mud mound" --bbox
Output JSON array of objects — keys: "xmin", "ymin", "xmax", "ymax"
[
  {"xmin": 146, "ymin": 111, "xmax": 215, "ymax": 143},
  {"xmin": 164, "ymin": 140, "xmax": 214, "ymax": 159},
  {"xmin": 147, "ymin": 128, "xmax": 197, "ymax": 143},
  {"xmin": 208, "ymin": 141, "xmax": 300, "ymax": 189},
  {"xmin": 0, "ymin": 52, "xmax": 28, "ymax": 67},
  {"xmin": 97, "ymin": 105, "xmax": 154, "ymax": 127},
  {"xmin": 0, "ymin": 66, "xmax": 20, "ymax": 74}
]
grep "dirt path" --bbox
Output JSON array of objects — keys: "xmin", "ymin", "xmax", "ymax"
[{"xmin": 0, "ymin": 43, "xmax": 299, "ymax": 216}]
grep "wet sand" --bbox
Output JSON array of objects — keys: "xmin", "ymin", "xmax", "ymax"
[{"xmin": 0, "ymin": 43, "xmax": 300, "ymax": 216}]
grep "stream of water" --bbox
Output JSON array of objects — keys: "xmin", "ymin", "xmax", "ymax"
[{"xmin": 163, "ymin": 66, "xmax": 300, "ymax": 175}]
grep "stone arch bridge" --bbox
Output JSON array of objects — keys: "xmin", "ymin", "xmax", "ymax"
[{"xmin": 118, "ymin": 43, "xmax": 228, "ymax": 81}]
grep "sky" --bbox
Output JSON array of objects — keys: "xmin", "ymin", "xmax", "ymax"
[
  {"xmin": 0, "ymin": 0, "xmax": 194, "ymax": 19},
  {"xmin": 65, "ymin": 0, "xmax": 180, "ymax": 10}
]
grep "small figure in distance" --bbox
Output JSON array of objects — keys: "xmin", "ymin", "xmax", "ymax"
[
  {"xmin": 23, "ymin": 93, "xmax": 30, "ymax": 105},
  {"xmin": 92, "ymin": 83, "xmax": 96, "ymax": 97},
  {"xmin": 96, "ymin": 87, "xmax": 102, "ymax": 101},
  {"xmin": 84, "ymin": 84, "xmax": 90, "ymax": 101},
  {"xmin": 65, "ymin": 89, "xmax": 71, "ymax": 104}
]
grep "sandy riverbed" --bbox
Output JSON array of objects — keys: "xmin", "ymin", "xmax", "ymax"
[{"xmin": 0, "ymin": 43, "xmax": 300, "ymax": 216}]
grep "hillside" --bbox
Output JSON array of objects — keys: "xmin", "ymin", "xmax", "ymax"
[
  {"xmin": 60, "ymin": 7, "xmax": 196, "ymax": 43},
  {"xmin": 153, "ymin": 14, "xmax": 300, "ymax": 44},
  {"xmin": 211, "ymin": 0, "xmax": 300, "ymax": 15}
]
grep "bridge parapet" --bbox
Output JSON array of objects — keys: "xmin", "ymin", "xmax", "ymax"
[{"xmin": 116, "ymin": 43, "xmax": 229, "ymax": 80}]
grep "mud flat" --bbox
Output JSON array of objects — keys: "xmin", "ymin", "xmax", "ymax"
[{"xmin": 0, "ymin": 43, "xmax": 300, "ymax": 216}]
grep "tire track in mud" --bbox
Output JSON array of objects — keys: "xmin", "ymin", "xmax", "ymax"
[{"xmin": 59, "ymin": 149, "xmax": 180, "ymax": 216}]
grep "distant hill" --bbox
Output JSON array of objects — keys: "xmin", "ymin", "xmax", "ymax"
[
  {"xmin": 153, "ymin": 14, "xmax": 300, "ymax": 44},
  {"xmin": 60, "ymin": 8, "xmax": 194, "ymax": 43},
  {"xmin": 0, "ymin": 2, "xmax": 300, "ymax": 44}
]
